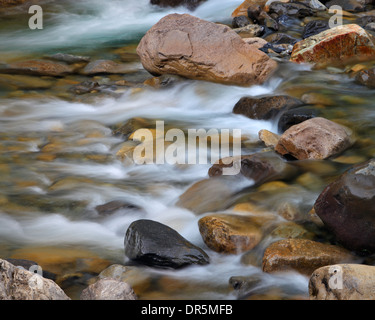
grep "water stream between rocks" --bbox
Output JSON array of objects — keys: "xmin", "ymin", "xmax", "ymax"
[{"xmin": 1, "ymin": 0, "xmax": 375, "ymax": 300}]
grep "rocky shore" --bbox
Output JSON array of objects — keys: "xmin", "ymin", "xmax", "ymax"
[{"xmin": 1, "ymin": 0, "xmax": 375, "ymax": 300}]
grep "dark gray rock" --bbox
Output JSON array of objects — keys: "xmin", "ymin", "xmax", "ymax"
[
  {"xmin": 325, "ymin": 0, "xmax": 370, "ymax": 12},
  {"xmin": 277, "ymin": 106, "xmax": 319, "ymax": 132},
  {"xmin": 150, "ymin": 0, "xmax": 205, "ymax": 10},
  {"xmin": 247, "ymin": 4, "xmax": 262, "ymax": 23},
  {"xmin": 265, "ymin": 32, "xmax": 299, "ymax": 45},
  {"xmin": 302, "ymin": 20, "xmax": 329, "ymax": 39},
  {"xmin": 124, "ymin": 219, "xmax": 210, "ymax": 269},
  {"xmin": 232, "ymin": 15, "xmax": 252, "ymax": 28},
  {"xmin": 268, "ymin": 2, "xmax": 316, "ymax": 18}
]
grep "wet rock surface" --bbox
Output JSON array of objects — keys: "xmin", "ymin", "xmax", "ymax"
[
  {"xmin": 150, "ymin": 0, "xmax": 205, "ymax": 10},
  {"xmin": 198, "ymin": 213, "xmax": 275, "ymax": 254},
  {"xmin": 262, "ymin": 239, "xmax": 356, "ymax": 275},
  {"xmin": 233, "ymin": 95, "xmax": 303, "ymax": 120},
  {"xmin": 208, "ymin": 151, "xmax": 298, "ymax": 185},
  {"xmin": 275, "ymin": 117, "xmax": 355, "ymax": 160},
  {"xmin": 0, "ymin": 60, "xmax": 74, "ymax": 77},
  {"xmin": 2, "ymin": 0, "xmax": 375, "ymax": 302},
  {"xmin": 314, "ymin": 159, "xmax": 375, "ymax": 253},
  {"xmin": 124, "ymin": 219, "xmax": 210, "ymax": 269}
]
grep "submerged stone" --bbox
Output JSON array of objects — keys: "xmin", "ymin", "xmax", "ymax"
[{"xmin": 262, "ymin": 239, "xmax": 355, "ymax": 275}]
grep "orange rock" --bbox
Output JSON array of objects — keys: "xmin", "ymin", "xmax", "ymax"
[
  {"xmin": 290, "ymin": 24, "xmax": 375, "ymax": 69},
  {"xmin": 262, "ymin": 239, "xmax": 355, "ymax": 275},
  {"xmin": 198, "ymin": 214, "xmax": 274, "ymax": 254}
]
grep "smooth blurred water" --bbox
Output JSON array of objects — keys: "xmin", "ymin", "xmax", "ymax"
[
  {"xmin": 3, "ymin": 0, "xmax": 374, "ymax": 300},
  {"xmin": 0, "ymin": 0, "xmax": 243, "ymax": 53}
]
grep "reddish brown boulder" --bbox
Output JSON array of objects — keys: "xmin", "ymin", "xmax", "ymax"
[
  {"xmin": 290, "ymin": 24, "xmax": 375, "ymax": 68},
  {"xmin": 136, "ymin": 14, "xmax": 277, "ymax": 86},
  {"xmin": 275, "ymin": 117, "xmax": 355, "ymax": 160},
  {"xmin": 262, "ymin": 239, "xmax": 355, "ymax": 275}
]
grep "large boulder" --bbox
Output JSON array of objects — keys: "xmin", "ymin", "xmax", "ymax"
[
  {"xmin": 124, "ymin": 219, "xmax": 210, "ymax": 269},
  {"xmin": 275, "ymin": 117, "xmax": 355, "ymax": 160},
  {"xmin": 290, "ymin": 24, "xmax": 375, "ymax": 69},
  {"xmin": 0, "ymin": 259, "xmax": 70, "ymax": 300},
  {"xmin": 314, "ymin": 159, "xmax": 375, "ymax": 253},
  {"xmin": 309, "ymin": 264, "xmax": 375, "ymax": 300},
  {"xmin": 262, "ymin": 239, "xmax": 355, "ymax": 275},
  {"xmin": 136, "ymin": 14, "xmax": 277, "ymax": 86}
]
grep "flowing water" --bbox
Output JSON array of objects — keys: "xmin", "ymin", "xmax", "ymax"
[{"xmin": 1, "ymin": 0, "xmax": 375, "ymax": 300}]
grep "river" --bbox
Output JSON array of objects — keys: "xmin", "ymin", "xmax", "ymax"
[{"xmin": 1, "ymin": 0, "xmax": 375, "ymax": 300}]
